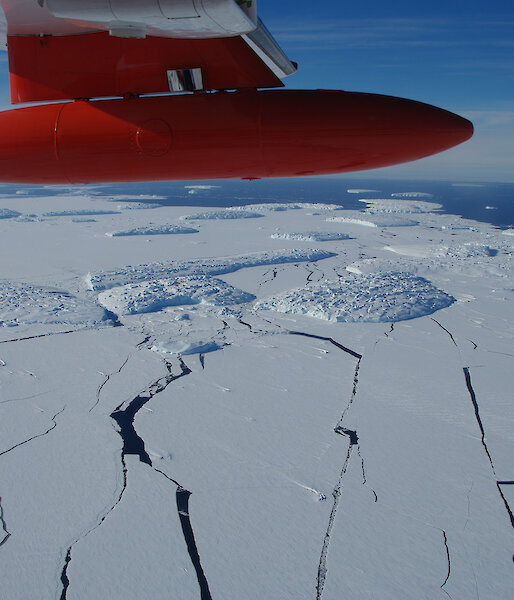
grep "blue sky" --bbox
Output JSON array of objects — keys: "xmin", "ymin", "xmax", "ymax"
[
  {"xmin": 260, "ymin": 0, "xmax": 514, "ymax": 182},
  {"xmin": 0, "ymin": 1, "xmax": 512, "ymax": 182}
]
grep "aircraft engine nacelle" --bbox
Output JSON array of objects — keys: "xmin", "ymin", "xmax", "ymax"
[
  {"xmin": 0, "ymin": 89, "xmax": 473, "ymax": 184},
  {"xmin": 45, "ymin": 0, "xmax": 258, "ymax": 38}
]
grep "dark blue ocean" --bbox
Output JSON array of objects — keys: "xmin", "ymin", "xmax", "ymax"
[{"xmin": 3, "ymin": 177, "xmax": 513, "ymax": 229}]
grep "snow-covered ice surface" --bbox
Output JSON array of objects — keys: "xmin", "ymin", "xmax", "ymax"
[
  {"xmin": 0, "ymin": 282, "xmax": 111, "ymax": 327},
  {"xmin": 359, "ymin": 198, "xmax": 443, "ymax": 214},
  {"xmin": 391, "ymin": 191, "xmax": 435, "ymax": 198},
  {"xmin": 42, "ymin": 209, "xmax": 121, "ymax": 217},
  {"xmin": 0, "ymin": 191, "xmax": 512, "ymax": 600},
  {"xmin": 241, "ymin": 203, "xmax": 344, "ymax": 212},
  {"xmin": 88, "ymin": 248, "xmax": 337, "ymax": 291},
  {"xmin": 107, "ymin": 224, "xmax": 199, "ymax": 237},
  {"xmin": 181, "ymin": 209, "xmax": 264, "ymax": 220},
  {"xmin": 327, "ymin": 212, "xmax": 419, "ymax": 227},
  {"xmin": 98, "ymin": 276, "xmax": 255, "ymax": 315},
  {"xmin": 116, "ymin": 202, "xmax": 164, "ymax": 210},
  {"xmin": 0, "ymin": 208, "xmax": 21, "ymax": 219},
  {"xmin": 255, "ymin": 273, "xmax": 455, "ymax": 322},
  {"xmin": 271, "ymin": 231, "xmax": 351, "ymax": 242}
]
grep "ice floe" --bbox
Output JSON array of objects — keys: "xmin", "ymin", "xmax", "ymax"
[
  {"xmin": 385, "ymin": 242, "xmax": 501, "ymax": 259},
  {"xmin": 181, "ymin": 209, "xmax": 264, "ymax": 220},
  {"xmin": 240, "ymin": 203, "xmax": 343, "ymax": 212},
  {"xmin": 104, "ymin": 194, "xmax": 166, "ymax": 206},
  {"xmin": 184, "ymin": 185, "xmax": 220, "ymax": 190},
  {"xmin": 0, "ymin": 208, "xmax": 21, "ymax": 219},
  {"xmin": 88, "ymin": 249, "xmax": 337, "ymax": 291},
  {"xmin": 116, "ymin": 203, "xmax": 164, "ymax": 210},
  {"xmin": 359, "ymin": 199, "xmax": 442, "ymax": 214},
  {"xmin": 255, "ymin": 273, "xmax": 455, "ymax": 322},
  {"xmin": 391, "ymin": 192, "xmax": 434, "ymax": 198},
  {"xmin": 0, "ymin": 282, "xmax": 110, "ymax": 326},
  {"xmin": 42, "ymin": 209, "xmax": 121, "ymax": 217},
  {"xmin": 271, "ymin": 231, "xmax": 351, "ymax": 242},
  {"xmin": 347, "ymin": 188, "xmax": 380, "ymax": 194},
  {"xmin": 106, "ymin": 224, "xmax": 199, "ymax": 237},
  {"xmin": 327, "ymin": 213, "xmax": 419, "ymax": 227},
  {"xmin": 97, "ymin": 276, "xmax": 255, "ymax": 315}
]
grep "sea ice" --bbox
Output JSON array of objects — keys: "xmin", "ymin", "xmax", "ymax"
[
  {"xmin": 184, "ymin": 185, "xmax": 220, "ymax": 190},
  {"xmin": 0, "ymin": 208, "xmax": 21, "ymax": 219},
  {"xmin": 385, "ymin": 242, "xmax": 502, "ymax": 259},
  {"xmin": 116, "ymin": 203, "xmax": 164, "ymax": 210},
  {"xmin": 359, "ymin": 198, "xmax": 442, "ymax": 214},
  {"xmin": 1, "ymin": 184, "xmax": 512, "ymax": 600},
  {"xmin": 271, "ymin": 231, "xmax": 351, "ymax": 241},
  {"xmin": 88, "ymin": 249, "xmax": 337, "ymax": 291},
  {"xmin": 0, "ymin": 282, "xmax": 110, "ymax": 326},
  {"xmin": 97, "ymin": 276, "xmax": 255, "ymax": 315},
  {"xmin": 181, "ymin": 209, "xmax": 264, "ymax": 220},
  {"xmin": 327, "ymin": 213, "xmax": 419, "ymax": 227},
  {"xmin": 255, "ymin": 272, "xmax": 455, "ymax": 322},
  {"xmin": 391, "ymin": 192, "xmax": 434, "ymax": 198},
  {"xmin": 42, "ymin": 209, "xmax": 121, "ymax": 217},
  {"xmin": 106, "ymin": 224, "xmax": 199, "ymax": 237},
  {"xmin": 240, "ymin": 203, "xmax": 343, "ymax": 212}
]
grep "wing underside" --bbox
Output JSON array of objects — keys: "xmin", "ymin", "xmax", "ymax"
[{"xmin": 0, "ymin": 0, "xmax": 296, "ymax": 104}]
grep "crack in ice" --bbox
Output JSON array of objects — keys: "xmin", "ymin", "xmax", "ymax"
[
  {"xmin": 431, "ymin": 319, "xmax": 514, "ymax": 529},
  {"xmin": 441, "ymin": 530, "xmax": 452, "ymax": 592},
  {"xmin": 89, "ymin": 354, "xmax": 132, "ymax": 413},
  {"xmin": 110, "ymin": 359, "xmax": 191, "ymax": 465},
  {"xmin": 58, "ymin": 455, "xmax": 128, "ymax": 600},
  {"xmin": 59, "ymin": 359, "xmax": 207, "ymax": 599},
  {"xmin": 288, "ymin": 331, "xmax": 362, "ymax": 360},
  {"xmin": 431, "ymin": 318, "xmax": 458, "ymax": 346},
  {"xmin": 0, "ymin": 329, "xmax": 79, "ymax": 344},
  {"xmin": 287, "ymin": 331, "xmax": 364, "ymax": 599},
  {"xmin": 463, "ymin": 367, "xmax": 514, "ymax": 528},
  {"xmin": 316, "ymin": 445, "xmax": 354, "ymax": 600},
  {"xmin": 0, "ymin": 496, "xmax": 11, "ymax": 547},
  {"xmin": 0, "ymin": 406, "xmax": 65, "ymax": 457},
  {"xmin": 93, "ymin": 357, "xmax": 211, "ymax": 599}
]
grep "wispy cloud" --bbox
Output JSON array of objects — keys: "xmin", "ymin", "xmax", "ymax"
[{"xmin": 269, "ymin": 17, "xmax": 514, "ymax": 51}]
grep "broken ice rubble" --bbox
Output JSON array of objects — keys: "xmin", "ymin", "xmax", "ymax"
[{"xmin": 255, "ymin": 272, "xmax": 455, "ymax": 322}]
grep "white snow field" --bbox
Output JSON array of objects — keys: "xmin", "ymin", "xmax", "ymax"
[{"xmin": 0, "ymin": 193, "xmax": 512, "ymax": 600}]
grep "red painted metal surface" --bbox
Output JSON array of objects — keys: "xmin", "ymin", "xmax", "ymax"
[
  {"xmin": 7, "ymin": 32, "xmax": 283, "ymax": 104},
  {"xmin": 0, "ymin": 90, "xmax": 473, "ymax": 184}
]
